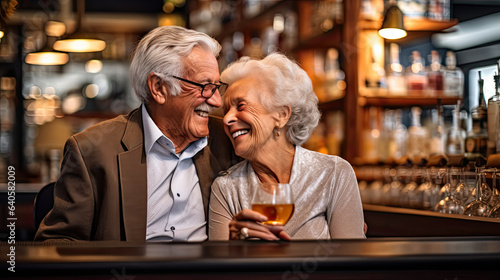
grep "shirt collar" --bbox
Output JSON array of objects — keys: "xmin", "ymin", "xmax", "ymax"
[{"xmin": 141, "ymin": 103, "xmax": 207, "ymax": 159}]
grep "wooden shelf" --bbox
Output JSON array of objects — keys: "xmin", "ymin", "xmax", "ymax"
[
  {"xmin": 358, "ymin": 90, "xmax": 461, "ymax": 107},
  {"xmin": 360, "ymin": 18, "xmax": 458, "ymax": 43},
  {"xmin": 360, "ymin": 18, "xmax": 458, "ymax": 32}
]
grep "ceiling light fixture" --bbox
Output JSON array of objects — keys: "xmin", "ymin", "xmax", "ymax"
[
  {"xmin": 378, "ymin": 3, "xmax": 407, "ymax": 40},
  {"xmin": 25, "ymin": 25, "xmax": 69, "ymax": 66},
  {"xmin": 53, "ymin": 0, "xmax": 106, "ymax": 53}
]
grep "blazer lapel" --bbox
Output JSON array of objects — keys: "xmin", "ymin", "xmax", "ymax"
[
  {"xmin": 193, "ymin": 147, "xmax": 220, "ymax": 219},
  {"xmin": 118, "ymin": 107, "xmax": 147, "ymax": 242}
]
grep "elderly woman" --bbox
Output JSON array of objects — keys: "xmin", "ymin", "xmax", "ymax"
[{"xmin": 209, "ymin": 53, "xmax": 365, "ymax": 240}]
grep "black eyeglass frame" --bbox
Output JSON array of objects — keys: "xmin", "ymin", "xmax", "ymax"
[{"xmin": 170, "ymin": 75, "xmax": 228, "ymax": 99}]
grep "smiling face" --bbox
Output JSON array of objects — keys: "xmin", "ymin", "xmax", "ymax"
[
  {"xmin": 223, "ymin": 76, "xmax": 279, "ymax": 160},
  {"xmin": 157, "ymin": 47, "xmax": 222, "ymax": 149}
]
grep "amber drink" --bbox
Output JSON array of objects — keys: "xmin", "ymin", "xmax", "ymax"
[
  {"xmin": 251, "ymin": 183, "xmax": 294, "ymax": 226},
  {"xmin": 252, "ymin": 204, "xmax": 294, "ymax": 225}
]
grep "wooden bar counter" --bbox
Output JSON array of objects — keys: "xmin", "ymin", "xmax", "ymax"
[{"xmin": 1, "ymin": 237, "xmax": 500, "ymax": 279}]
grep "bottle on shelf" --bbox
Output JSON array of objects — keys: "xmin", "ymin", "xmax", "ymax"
[
  {"xmin": 428, "ymin": 103, "xmax": 446, "ymax": 156},
  {"xmin": 427, "ymin": 0, "xmax": 451, "ymax": 21},
  {"xmin": 386, "ymin": 43, "xmax": 407, "ymax": 96},
  {"xmin": 488, "ymin": 61, "xmax": 500, "ymax": 156},
  {"xmin": 324, "ymin": 48, "xmax": 346, "ymax": 101},
  {"xmin": 407, "ymin": 107, "xmax": 429, "ymax": 162},
  {"xmin": 406, "ymin": 51, "xmax": 428, "ymax": 93},
  {"xmin": 446, "ymin": 101, "xmax": 466, "ymax": 156},
  {"xmin": 395, "ymin": 0, "xmax": 427, "ymax": 19},
  {"xmin": 361, "ymin": 0, "xmax": 384, "ymax": 20},
  {"xmin": 326, "ymin": 111, "xmax": 344, "ymax": 156},
  {"xmin": 362, "ymin": 107, "xmax": 381, "ymax": 164},
  {"xmin": 427, "ymin": 50, "xmax": 444, "ymax": 95},
  {"xmin": 377, "ymin": 109, "xmax": 392, "ymax": 163},
  {"xmin": 443, "ymin": 51, "xmax": 464, "ymax": 97},
  {"xmin": 365, "ymin": 45, "xmax": 384, "ymax": 90},
  {"xmin": 465, "ymin": 71, "xmax": 488, "ymax": 161},
  {"xmin": 391, "ymin": 109, "xmax": 408, "ymax": 162}
]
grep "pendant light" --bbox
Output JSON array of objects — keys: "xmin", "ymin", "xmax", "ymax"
[
  {"xmin": 25, "ymin": 22, "xmax": 69, "ymax": 66},
  {"xmin": 378, "ymin": 3, "xmax": 407, "ymax": 40},
  {"xmin": 25, "ymin": 49, "xmax": 69, "ymax": 65},
  {"xmin": 53, "ymin": 0, "xmax": 106, "ymax": 53}
]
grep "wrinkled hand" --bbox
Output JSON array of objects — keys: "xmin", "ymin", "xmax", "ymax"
[{"xmin": 229, "ymin": 209, "xmax": 291, "ymax": 241}]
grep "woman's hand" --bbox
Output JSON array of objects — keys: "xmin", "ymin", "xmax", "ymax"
[{"xmin": 229, "ymin": 209, "xmax": 291, "ymax": 241}]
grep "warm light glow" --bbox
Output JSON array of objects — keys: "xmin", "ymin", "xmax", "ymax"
[
  {"xmin": 378, "ymin": 28, "xmax": 407, "ymax": 40},
  {"xmin": 45, "ymin": 21, "xmax": 66, "ymax": 37},
  {"xmin": 62, "ymin": 94, "xmax": 86, "ymax": 114},
  {"xmin": 0, "ymin": 31, "xmax": 4, "ymax": 39},
  {"xmin": 53, "ymin": 39, "xmax": 106, "ymax": 53},
  {"xmin": 163, "ymin": 2, "xmax": 175, "ymax": 13},
  {"xmin": 273, "ymin": 14, "xmax": 285, "ymax": 33},
  {"xmin": 25, "ymin": 52, "xmax": 69, "ymax": 65},
  {"xmin": 391, "ymin": 63, "xmax": 403, "ymax": 73},
  {"xmin": 85, "ymin": 59, "xmax": 103, "ymax": 73},
  {"xmin": 84, "ymin": 84, "xmax": 99, "ymax": 98}
]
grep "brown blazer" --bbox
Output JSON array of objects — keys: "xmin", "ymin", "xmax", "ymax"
[{"xmin": 35, "ymin": 107, "xmax": 239, "ymax": 242}]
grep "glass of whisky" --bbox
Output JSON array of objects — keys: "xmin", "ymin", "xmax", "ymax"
[{"xmin": 251, "ymin": 183, "xmax": 294, "ymax": 226}]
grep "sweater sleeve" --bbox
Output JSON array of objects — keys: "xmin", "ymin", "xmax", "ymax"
[
  {"xmin": 327, "ymin": 157, "xmax": 366, "ymax": 239},
  {"xmin": 208, "ymin": 177, "xmax": 234, "ymax": 240}
]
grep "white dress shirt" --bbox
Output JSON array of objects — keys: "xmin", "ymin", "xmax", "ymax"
[{"xmin": 142, "ymin": 104, "xmax": 207, "ymax": 241}]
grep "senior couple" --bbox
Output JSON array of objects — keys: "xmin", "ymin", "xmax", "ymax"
[{"xmin": 35, "ymin": 26, "xmax": 365, "ymax": 242}]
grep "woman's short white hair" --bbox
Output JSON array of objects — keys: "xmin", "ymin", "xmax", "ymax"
[
  {"xmin": 129, "ymin": 26, "xmax": 221, "ymax": 104},
  {"xmin": 221, "ymin": 52, "xmax": 321, "ymax": 146}
]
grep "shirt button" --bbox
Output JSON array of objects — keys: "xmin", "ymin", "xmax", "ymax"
[
  {"xmin": 177, "ymin": 193, "xmax": 180, "ymax": 197},
  {"xmin": 171, "ymin": 226, "xmax": 175, "ymax": 231}
]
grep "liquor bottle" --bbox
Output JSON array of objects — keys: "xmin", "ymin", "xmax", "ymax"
[
  {"xmin": 443, "ymin": 51, "xmax": 464, "ymax": 97},
  {"xmin": 465, "ymin": 71, "xmax": 488, "ymax": 161},
  {"xmin": 391, "ymin": 109, "xmax": 408, "ymax": 162},
  {"xmin": 427, "ymin": 50, "xmax": 444, "ymax": 94},
  {"xmin": 429, "ymin": 104, "xmax": 446, "ymax": 156},
  {"xmin": 406, "ymin": 51, "xmax": 428, "ymax": 92},
  {"xmin": 365, "ymin": 45, "xmax": 383, "ymax": 89},
  {"xmin": 362, "ymin": 107, "xmax": 380, "ymax": 164},
  {"xmin": 407, "ymin": 107, "xmax": 429, "ymax": 161},
  {"xmin": 378, "ymin": 109, "xmax": 392, "ymax": 163},
  {"xmin": 386, "ymin": 43, "xmax": 406, "ymax": 96},
  {"xmin": 324, "ymin": 48, "xmax": 346, "ymax": 101},
  {"xmin": 446, "ymin": 101, "xmax": 466, "ymax": 156},
  {"xmin": 488, "ymin": 62, "xmax": 500, "ymax": 156}
]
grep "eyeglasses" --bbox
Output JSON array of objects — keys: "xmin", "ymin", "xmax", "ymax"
[{"xmin": 170, "ymin": 75, "xmax": 228, "ymax": 99}]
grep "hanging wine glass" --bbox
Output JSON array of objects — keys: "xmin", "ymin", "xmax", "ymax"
[
  {"xmin": 488, "ymin": 169, "xmax": 500, "ymax": 207},
  {"xmin": 488, "ymin": 169, "xmax": 500, "ymax": 218},
  {"xmin": 420, "ymin": 166, "xmax": 442, "ymax": 210},
  {"xmin": 369, "ymin": 167, "xmax": 390, "ymax": 205},
  {"xmin": 454, "ymin": 167, "xmax": 473, "ymax": 206},
  {"xmin": 416, "ymin": 167, "xmax": 431, "ymax": 210},
  {"xmin": 463, "ymin": 167, "xmax": 492, "ymax": 217},
  {"xmin": 490, "ymin": 203, "xmax": 500, "ymax": 218},
  {"xmin": 400, "ymin": 168, "xmax": 420, "ymax": 209},
  {"xmin": 381, "ymin": 167, "xmax": 403, "ymax": 207},
  {"xmin": 434, "ymin": 166, "xmax": 464, "ymax": 214}
]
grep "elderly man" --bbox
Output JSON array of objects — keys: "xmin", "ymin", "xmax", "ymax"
[{"xmin": 35, "ymin": 26, "xmax": 239, "ymax": 242}]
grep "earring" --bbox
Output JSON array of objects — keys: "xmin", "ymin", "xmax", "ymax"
[{"xmin": 275, "ymin": 123, "xmax": 280, "ymax": 137}]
